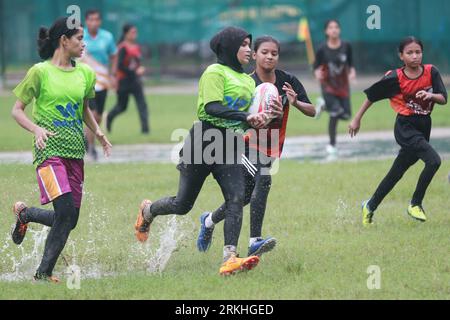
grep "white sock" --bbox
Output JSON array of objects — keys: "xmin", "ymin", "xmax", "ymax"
[
  {"xmin": 205, "ymin": 212, "xmax": 214, "ymax": 228},
  {"xmin": 223, "ymin": 245, "xmax": 237, "ymax": 261},
  {"xmin": 249, "ymin": 237, "xmax": 262, "ymax": 247},
  {"xmin": 143, "ymin": 203, "xmax": 153, "ymax": 222}
]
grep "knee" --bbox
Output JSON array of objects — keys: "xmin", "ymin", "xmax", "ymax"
[
  {"xmin": 426, "ymin": 154, "xmax": 441, "ymax": 171},
  {"xmin": 173, "ymin": 201, "xmax": 193, "ymax": 216},
  {"xmin": 71, "ymin": 212, "xmax": 80, "ymax": 230},
  {"xmin": 54, "ymin": 207, "xmax": 76, "ymax": 229},
  {"xmin": 225, "ymin": 194, "xmax": 245, "ymax": 215},
  {"xmin": 259, "ymin": 175, "xmax": 272, "ymax": 191},
  {"xmin": 231, "ymin": 193, "xmax": 245, "ymax": 206},
  {"xmin": 244, "ymin": 192, "xmax": 252, "ymax": 206}
]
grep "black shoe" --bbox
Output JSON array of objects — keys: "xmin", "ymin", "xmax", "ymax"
[
  {"xmin": 11, "ymin": 202, "xmax": 28, "ymax": 245},
  {"xmin": 33, "ymin": 272, "xmax": 60, "ymax": 284}
]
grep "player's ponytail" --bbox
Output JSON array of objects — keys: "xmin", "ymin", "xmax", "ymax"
[
  {"xmin": 37, "ymin": 27, "xmax": 54, "ymax": 60},
  {"xmin": 37, "ymin": 17, "xmax": 82, "ymax": 60},
  {"xmin": 118, "ymin": 23, "xmax": 135, "ymax": 44}
]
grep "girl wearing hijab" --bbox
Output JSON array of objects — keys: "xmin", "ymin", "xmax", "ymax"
[{"xmin": 133, "ymin": 27, "xmax": 271, "ymax": 275}]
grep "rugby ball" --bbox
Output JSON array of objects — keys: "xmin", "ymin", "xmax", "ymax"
[{"xmin": 248, "ymin": 82, "xmax": 280, "ymax": 126}]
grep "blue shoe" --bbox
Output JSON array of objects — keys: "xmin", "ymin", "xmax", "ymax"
[
  {"xmin": 248, "ymin": 237, "xmax": 277, "ymax": 257},
  {"xmin": 197, "ymin": 212, "xmax": 215, "ymax": 252}
]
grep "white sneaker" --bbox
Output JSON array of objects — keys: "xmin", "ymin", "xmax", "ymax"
[
  {"xmin": 315, "ymin": 97, "xmax": 325, "ymax": 120},
  {"xmin": 326, "ymin": 144, "xmax": 337, "ymax": 155}
]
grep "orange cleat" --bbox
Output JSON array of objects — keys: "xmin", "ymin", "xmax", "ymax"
[
  {"xmin": 134, "ymin": 199, "xmax": 153, "ymax": 243},
  {"xmin": 11, "ymin": 202, "xmax": 28, "ymax": 245},
  {"xmin": 219, "ymin": 254, "xmax": 260, "ymax": 276},
  {"xmin": 33, "ymin": 273, "xmax": 61, "ymax": 284}
]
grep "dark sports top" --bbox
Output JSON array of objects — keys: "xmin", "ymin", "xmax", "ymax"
[
  {"xmin": 116, "ymin": 42, "xmax": 142, "ymax": 81},
  {"xmin": 245, "ymin": 69, "xmax": 311, "ymax": 158},
  {"xmin": 313, "ymin": 41, "xmax": 353, "ymax": 98},
  {"xmin": 364, "ymin": 64, "xmax": 447, "ymax": 116}
]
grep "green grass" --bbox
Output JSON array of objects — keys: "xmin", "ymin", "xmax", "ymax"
[
  {"xmin": 0, "ymin": 160, "xmax": 449, "ymax": 299},
  {"xmin": 1, "ymin": 92, "xmax": 449, "ymax": 151}
]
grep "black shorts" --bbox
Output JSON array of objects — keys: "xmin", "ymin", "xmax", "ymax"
[
  {"xmin": 242, "ymin": 146, "xmax": 275, "ymax": 179},
  {"xmin": 394, "ymin": 114, "xmax": 432, "ymax": 151},
  {"xmin": 88, "ymin": 89, "xmax": 108, "ymax": 115},
  {"xmin": 323, "ymin": 92, "xmax": 351, "ymax": 120}
]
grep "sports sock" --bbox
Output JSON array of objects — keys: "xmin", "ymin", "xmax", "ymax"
[
  {"xmin": 205, "ymin": 212, "xmax": 214, "ymax": 228},
  {"xmin": 223, "ymin": 245, "xmax": 237, "ymax": 262},
  {"xmin": 143, "ymin": 202, "xmax": 153, "ymax": 222},
  {"xmin": 249, "ymin": 237, "xmax": 262, "ymax": 247}
]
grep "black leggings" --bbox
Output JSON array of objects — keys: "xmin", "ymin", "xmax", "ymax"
[
  {"xmin": 324, "ymin": 93, "xmax": 351, "ymax": 147},
  {"xmin": 23, "ymin": 193, "xmax": 80, "ymax": 276},
  {"xmin": 150, "ymin": 164, "xmax": 246, "ymax": 247},
  {"xmin": 329, "ymin": 117, "xmax": 339, "ymax": 147},
  {"xmin": 108, "ymin": 80, "xmax": 149, "ymax": 133},
  {"xmin": 368, "ymin": 115, "xmax": 441, "ymax": 210},
  {"xmin": 211, "ymin": 155, "xmax": 273, "ymax": 238}
]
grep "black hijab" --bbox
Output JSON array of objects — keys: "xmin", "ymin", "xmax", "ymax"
[{"xmin": 210, "ymin": 26, "xmax": 252, "ymax": 73}]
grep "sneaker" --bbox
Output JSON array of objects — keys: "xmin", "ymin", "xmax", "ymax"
[
  {"xmin": 33, "ymin": 272, "xmax": 60, "ymax": 284},
  {"xmin": 134, "ymin": 199, "xmax": 153, "ymax": 243},
  {"xmin": 11, "ymin": 202, "xmax": 28, "ymax": 245},
  {"xmin": 219, "ymin": 254, "xmax": 260, "ymax": 276},
  {"xmin": 407, "ymin": 204, "xmax": 427, "ymax": 222},
  {"xmin": 362, "ymin": 200, "xmax": 374, "ymax": 227},
  {"xmin": 197, "ymin": 212, "xmax": 215, "ymax": 252},
  {"xmin": 326, "ymin": 144, "xmax": 337, "ymax": 155},
  {"xmin": 248, "ymin": 237, "xmax": 277, "ymax": 257},
  {"xmin": 315, "ymin": 97, "xmax": 325, "ymax": 120}
]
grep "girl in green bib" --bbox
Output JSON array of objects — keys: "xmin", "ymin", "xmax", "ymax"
[
  {"xmin": 11, "ymin": 17, "xmax": 112, "ymax": 283},
  {"xmin": 134, "ymin": 27, "xmax": 273, "ymax": 275}
]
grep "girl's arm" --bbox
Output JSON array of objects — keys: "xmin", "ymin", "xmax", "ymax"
[
  {"xmin": 204, "ymin": 102, "xmax": 268, "ymax": 129},
  {"xmin": 348, "ymin": 99, "xmax": 373, "ymax": 137},
  {"xmin": 416, "ymin": 91, "xmax": 447, "ymax": 105},
  {"xmin": 11, "ymin": 100, "xmax": 55, "ymax": 150},
  {"xmin": 83, "ymin": 99, "xmax": 112, "ymax": 156},
  {"xmin": 349, "ymin": 67, "xmax": 356, "ymax": 81},
  {"xmin": 282, "ymin": 82, "xmax": 316, "ymax": 117}
]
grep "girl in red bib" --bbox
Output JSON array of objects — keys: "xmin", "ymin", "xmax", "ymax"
[{"xmin": 349, "ymin": 37, "xmax": 447, "ymax": 225}]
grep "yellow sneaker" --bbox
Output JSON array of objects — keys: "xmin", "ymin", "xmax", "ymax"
[
  {"xmin": 407, "ymin": 205, "xmax": 427, "ymax": 222},
  {"xmin": 219, "ymin": 254, "xmax": 260, "ymax": 276},
  {"xmin": 362, "ymin": 201, "xmax": 374, "ymax": 227}
]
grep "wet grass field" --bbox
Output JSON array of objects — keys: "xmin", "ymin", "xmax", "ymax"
[{"xmin": 0, "ymin": 160, "xmax": 449, "ymax": 299}]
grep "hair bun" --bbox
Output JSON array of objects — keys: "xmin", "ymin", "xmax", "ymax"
[{"xmin": 38, "ymin": 27, "xmax": 50, "ymax": 40}]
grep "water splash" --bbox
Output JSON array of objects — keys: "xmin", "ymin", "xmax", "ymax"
[
  {"xmin": 0, "ymin": 226, "xmax": 49, "ymax": 282},
  {"xmin": 0, "ymin": 189, "xmax": 194, "ymax": 282},
  {"xmin": 147, "ymin": 216, "xmax": 189, "ymax": 274},
  {"xmin": 333, "ymin": 198, "xmax": 355, "ymax": 228},
  {"xmin": 130, "ymin": 215, "xmax": 193, "ymax": 275}
]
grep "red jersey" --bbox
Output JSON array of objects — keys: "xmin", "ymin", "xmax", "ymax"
[
  {"xmin": 313, "ymin": 41, "xmax": 353, "ymax": 98},
  {"xmin": 364, "ymin": 64, "xmax": 447, "ymax": 116},
  {"xmin": 116, "ymin": 42, "xmax": 142, "ymax": 81},
  {"xmin": 245, "ymin": 70, "xmax": 311, "ymax": 158}
]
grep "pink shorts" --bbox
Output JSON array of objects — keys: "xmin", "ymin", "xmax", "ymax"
[{"xmin": 36, "ymin": 157, "xmax": 84, "ymax": 208}]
